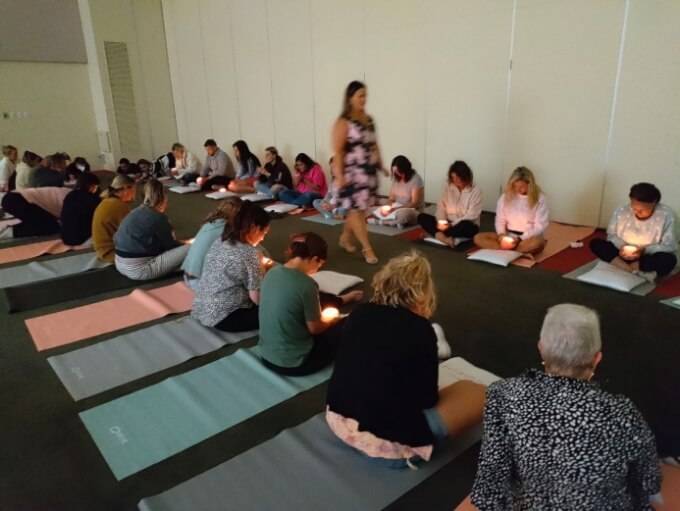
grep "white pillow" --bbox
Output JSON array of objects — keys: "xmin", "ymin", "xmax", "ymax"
[
  {"xmin": 205, "ymin": 190, "xmax": 239, "ymax": 200},
  {"xmin": 311, "ymin": 271, "xmax": 364, "ymax": 295},
  {"xmin": 241, "ymin": 192, "xmax": 272, "ymax": 203},
  {"xmin": 169, "ymin": 183, "xmax": 200, "ymax": 194},
  {"xmin": 467, "ymin": 249, "xmax": 523, "ymax": 267},
  {"xmin": 265, "ymin": 203, "xmax": 298, "ymax": 214},
  {"xmin": 576, "ymin": 261, "xmax": 646, "ymax": 292}
]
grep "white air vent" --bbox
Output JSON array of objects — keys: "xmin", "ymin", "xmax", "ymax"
[{"xmin": 104, "ymin": 41, "xmax": 141, "ymax": 156}]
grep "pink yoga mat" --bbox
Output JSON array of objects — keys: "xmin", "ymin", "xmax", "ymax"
[
  {"xmin": 512, "ymin": 222, "xmax": 595, "ymax": 268},
  {"xmin": 26, "ymin": 281, "xmax": 194, "ymax": 351},
  {"xmin": 453, "ymin": 465, "xmax": 679, "ymax": 510},
  {"xmin": 0, "ymin": 239, "xmax": 89, "ymax": 265}
]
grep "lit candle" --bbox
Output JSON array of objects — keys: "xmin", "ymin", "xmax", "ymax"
[
  {"xmin": 196, "ymin": 177, "xmax": 204, "ymax": 186},
  {"xmin": 321, "ymin": 307, "xmax": 340, "ymax": 322},
  {"xmin": 437, "ymin": 220, "xmax": 448, "ymax": 228},
  {"xmin": 380, "ymin": 205, "xmax": 391, "ymax": 215},
  {"xmin": 219, "ymin": 187, "xmax": 227, "ymax": 193},
  {"xmin": 261, "ymin": 256, "xmax": 273, "ymax": 266},
  {"xmin": 622, "ymin": 244, "xmax": 638, "ymax": 257},
  {"xmin": 186, "ymin": 238, "xmax": 195, "ymax": 245},
  {"xmin": 501, "ymin": 235, "xmax": 516, "ymax": 245}
]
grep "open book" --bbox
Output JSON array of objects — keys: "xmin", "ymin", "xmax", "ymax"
[{"xmin": 438, "ymin": 357, "xmax": 500, "ymax": 388}]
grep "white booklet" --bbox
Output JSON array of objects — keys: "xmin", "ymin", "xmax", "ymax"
[{"xmin": 438, "ymin": 357, "xmax": 500, "ymax": 388}]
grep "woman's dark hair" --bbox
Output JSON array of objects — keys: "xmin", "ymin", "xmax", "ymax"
[
  {"xmin": 295, "ymin": 153, "xmax": 316, "ymax": 173},
  {"xmin": 448, "ymin": 160, "xmax": 473, "ymax": 185},
  {"xmin": 233, "ymin": 140, "xmax": 261, "ymax": 167},
  {"xmin": 629, "ymin": 182, "xmax": 661, "ymax": 204},
  {"xmin": 391, "ymin": 155, "xmax": 416, "ymax": 182},
  {"xmin": 223, "ymin": 200, "xmax": 270, "ymax": 243},
  {"xmin": 137, "ymin": 158, "xmax": 151, "ymax": 167},
  {"xmin": 340, "ymin": 80, "xmax": 366, "ymax": 119},
  {"xmin": 72, "ymin": 157, "xmax": 90, "ymax": 172},
  {"xmin": 285, "ymin": 232, "xmax": 328, "ymax": 262},
  {"xmin": 22, "ymin": 150, "xmax": 42, "ymax": 167},
  {"xmin": 119, "ymin": 158, "xmax": 130, "ymax": 165},
  {"xmin": 75, "ymin": 171, "xmax": 100, "ymax": 192}
]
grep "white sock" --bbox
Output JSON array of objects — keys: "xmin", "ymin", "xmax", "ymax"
[{"xmin": 431, "ymin": 323, "xmax": 451, "ymax": 360}]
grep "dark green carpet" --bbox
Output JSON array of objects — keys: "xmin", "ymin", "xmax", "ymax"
[{"xmin": 1, "ymin": 192, "xmax": 678, "ymax": 510}]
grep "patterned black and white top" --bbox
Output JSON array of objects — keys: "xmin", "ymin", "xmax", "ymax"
[
  {"xmin": 471, "ymin": 369, "xmax": 661, "ymax": 510},
  {"xmin": 337, "ymin": 117, "xmax": 379, "ymax": 211}
]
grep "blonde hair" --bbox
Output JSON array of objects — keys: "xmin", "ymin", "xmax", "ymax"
[
  {"xmin": 101, "ymin": 174, "xmax": 135, "ymax": 199},
  {"xmin": 370, "ymin": 251, "xmax": 436, "ymax": 319},
  {"xmin": 143, "ymin": 179, "xmax": 167, "ymax": 209},
  {"xmin": 504, "ymin": 166, "xmax": 541, "ymax": 208},
  {"xmin": 2, "ymin": 145, "xmax": 17, "ymax": 157}
]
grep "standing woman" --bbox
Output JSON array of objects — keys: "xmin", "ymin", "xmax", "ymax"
[
  {"xmin": 332, "ymin": 81, "xmax": 388, "ymax": 264},
  {"xmin": 113, "ymin": 179, "xmax": 189, "ymax": 280},
  {"xmin": 228, "ymin": 140, "xmax": 261, "ymax": 194},
  {"xmin": 91, "ymin": 174, "xmax": 136, "ymax": 263}
]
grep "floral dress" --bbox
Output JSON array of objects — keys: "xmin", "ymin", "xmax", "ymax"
[{"xmin": 337, "ymin": 116, "xmax": 379, "ymax": 211}]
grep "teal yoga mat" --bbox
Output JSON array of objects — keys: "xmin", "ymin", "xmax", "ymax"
[
  {"xmin": 0, "ymin": 251, "xmax": 108, "ymax": 288},
  {"xmin": 138, "ymin": 413, "xmax": 481, "ymax": 511},
  {"xmin": 48, "ymin": 316, "xmax": 257, "ymax": 400},
  {"xmin": 80, "ymin": 347, "xmax": 331, "ymax": 480}
]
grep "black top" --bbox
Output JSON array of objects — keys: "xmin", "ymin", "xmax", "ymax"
[
  {"xmin": 326, "ymin": 303, "xmax": 438, "ymax": 446},
  {"xmin": 471, "ymin": 370, "xmax": 661, "ymax": 510},
  {"xmin": 259, "ymin": 159, "xmax": 293, "ymax": 188},
  {"xmin": 60, "ymin": 189, "xmax": 101, "ymax": 246},
  {"xmin": 113, "ymin": 204, "xmax": 181, "ymax": 258},
  {"xmin": 32, "ymin": 167, "xmax": 64, "ymax": 188}
]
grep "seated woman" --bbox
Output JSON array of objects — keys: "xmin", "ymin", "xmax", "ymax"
[
  {"xmin": 278, "ymin": 153, "xmax": 328, "ymax": 209},
  {"xmin": 0, "ymin": 144, "xmax": 18, "ymax": 192},
  {"xmin": 373, "ymin": 155, "xmax": 424, "ymax": 226},
  {"xmin": 113, "ymin": 179, "xmax": 189, "ymax": 280},
  {"xmin": 474, "ymin": 166, "xmax": 549, "ymax": 254},
  {"xmin": 326, "ymin": 251, "xmax": 485, "ymax": 468},
  {"xmin": 590, "ymin": 182, "xmax": 677, "ymax": 280},
  {"xmin": 228, "ymin": 140, "xmax": 261, "ymax": 194},
  {"xmin": 92, "ymin": 175, "xmax": 136, "ymax": 262},
  {"xmin": 60, "ymin": 173, "xmax": 101, "ymax": 246},
  {"xmin": 254, "ymin": 146, "xmax": 293, "ymax": 198},
  {"xmin": 258, "ymin": 232, "xmax": 360, "ymax": 375},
  {"xmin": 64, "ymin": 157, "xmax": 91, "ymax": 182},
  {"xmin": 0, "ymin": 186, "xmax": 70, "ymax": 240},
  {"xmin": 15, "ymin": 151, "xmax": 42, "ymax": 190},
  {"xmin": 182, "ymin": 197, "xmax": 243, "ymax": 288},
  {"xmin": 418, "ymin": 160, "xmax": 482, "ymax": 246},
  {"xmin": 471, "ymin": 303, "xmax": 661, "ymax": 509},
  {"xmin": 191, "ymin": 201, "xmax": 270, "ymax": 332}
]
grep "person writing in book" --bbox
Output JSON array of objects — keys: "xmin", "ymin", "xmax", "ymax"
[
  {"xmin": 589, "ymin": 182, "xmax": 677, "ymax": 281},
  {"xmin": 326, "ymin": 251, "xmax": 485, "ymax": 469},
  {"xmin": 372, "ymin": 155, "xmax": 424, "ymax": 227},
  {"xmin": 473, "ymin": 167, "xmax": 549, "ymax": 254}
]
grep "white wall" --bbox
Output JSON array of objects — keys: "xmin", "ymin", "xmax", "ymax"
[{"xmin": 163, "ymin": 0, "xmax": 680, "ymax": 225}]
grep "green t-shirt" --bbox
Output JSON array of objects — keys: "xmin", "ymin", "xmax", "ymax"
[{"xmin": 258, "ymin": 265, "xmax": 321, "ymax": 368}]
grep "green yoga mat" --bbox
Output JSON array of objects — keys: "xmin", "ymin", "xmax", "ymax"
[{"xmin": 80, "ymin": 347, "xmax": 331, "ymax": 480}]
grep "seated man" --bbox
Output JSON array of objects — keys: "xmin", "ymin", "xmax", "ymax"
[
  {"xmin": 170, "ymin": 143, "xmax": 201, "ymax": 183},
  {"xmin": 590, "ymin": 182, "xmax": 677, "ymax": 280},
  {"xmin": 32, "ymin": 152, "xmax": 67, "ymax": 188},
  {"xmin": 195, "ymin": 139, "xmax": 234, "ymax": 190}
]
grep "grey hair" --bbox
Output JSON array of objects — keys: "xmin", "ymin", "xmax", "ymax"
[{"xmin": 539, "ymin": 304, "xmax": 601, "ymax": 372}]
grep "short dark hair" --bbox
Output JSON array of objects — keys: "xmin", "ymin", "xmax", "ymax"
[
  {"xmin": 47, "ymin": 152, "xmax": 68, "ymax": 167},
  {"xmin": 204, "ymin": 139, "xmax": 217, "ymax": 147},
  {"xmin": 75, "ymin": 171, "xmax": 100, "ymax": 191},
  {"xmin": 223, "ymin": 200, "xmax": 270, "ymax": 243},
  {"xmin": 286, "ymin": 232, "xmax": 328, "ymax": 262},
  {"xmin": 391, "ymin": 155, "xmax": 415, "ymax": 182},
  {"xmin": 629, "ymin": 183, "xmax": 661, "ymax": 204},
  {"xmin": 119, "ymin": 158, "xmax": 130, "ymax": 165},
  {"xmin": 448, "ymin": 160, "xmax": 473, "ymax": 185},
  {"xmin": 137, "ymin": 158, "xmax": 151, "ymax": 167},
  {"xmin": 171, "ymin": 142, "xmax": 184, "ymax": 151}
]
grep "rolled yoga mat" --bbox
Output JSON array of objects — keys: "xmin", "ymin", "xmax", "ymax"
[
  {"xmin": 26, "ymin": 281, "xmax": 194, "ymax": 351},
  {"xmin": 137, "ymin": 414, "xmax": 481, "ymax": 511},
  {"xmin": 80, "ymin": 347, "xmax": 331, "ymax": 480},
  {"xmin": 0, "ymin": 238, "xmax": 90, "ymax": 265},
  {"xmin": 0, "ymin": 251, "xmax": 109, "ymax": 288},
  {"xmin": 48, "ymin": 316, "xmax": 258, "ymax": 400}
]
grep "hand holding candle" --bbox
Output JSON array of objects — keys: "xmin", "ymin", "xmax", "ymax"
[
  {"xmin": 621, "ymin": 244, "xmax": 640, "ymax": 260},
  {"xmin": 437, "ymin": 220, "xmax": 448, "ymax": 231},
  {"xmin": 499, "ymin": 234, "xmax": 518, "ymax": 250},
  {"xmin": 321, "ymin": 307, "xmax": 340, "ymax": 323},
  {"xmin": 219, "ymin": 187, "xmax": 227, "ymax": 193},
  {"xmin": 196, "ymin": 177, "xmax": 204, "ymax": 186}
]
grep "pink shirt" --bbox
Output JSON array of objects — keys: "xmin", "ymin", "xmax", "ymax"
[
  {"xmin": 18, "ymin": 187, "xmax": 71, "ymax": 217},
  {"xmin": 296, "ymin": 164, "xmax": 328, "ymax": 196}
]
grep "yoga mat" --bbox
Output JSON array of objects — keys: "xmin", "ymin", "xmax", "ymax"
[
  {"xmin": 0, "ymin": 238, "xmax": 90, "ymax": 265},
  {"xmin": 366, "ymin": 222, "xmax": 419, "ymax": 237},
  {"xmin": 301, "ymin": 214, "xmax": 344, "ymax": 226},
  {"xmin": 654, "ymin": 272, "xmax": 680, "ymax": 299},
  {"xmin": 80, "ymin": 347, "xmax": 331, "ymax": 480},
  {"xmin": 511, "ymin": 222, "xmax": 595, "ymax": 268},
  {"xmin": 660, "ymin": 296, "xmax": 680, "ymax": 310},
  {"xmin": 26, "ymin": 281, "xmax": 193, "ymax": 351},
  {"xmin": 169, "ymin": 184, "xmax": 200, "ymax": 194},
  {"xmin": 0, "ymin": 251, "xmax": 108, "ymax": 288},
  {"xmin": 564, "ymin": 260, "xmax": 669, "ymax": 296},
  {"xmin": 137, "ymin": 414, "xmax": 481, "ymax": 511},
  {"xmin": 48, "ymin": 317, "xmax": 257, "ymax": 400}
]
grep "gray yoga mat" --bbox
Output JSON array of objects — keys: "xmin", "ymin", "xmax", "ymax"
[
  {"xmin": 48, "ymin": 316, "xmax": 257, "ymax": 400},
  {"xmin": 138, "ymin": 413, "xmax": 481, "ymax": 511},
  {"xmin": 563, "ymin": 260, "xmax": 656, "ymax": 296},
  {"xmin": 80, "ymin": 347, "xmax": 331, "ymax": 480},
  {"xmin": 302, "ymin": 214, "xmax": 419, "ymax": 236},
  {"xmin": 301, "ymin": 214, "xmax": 344, "ymax": 226},
  {"xmin": 0, "ymin": 251, "xmax": 108, "ymax": 288}
]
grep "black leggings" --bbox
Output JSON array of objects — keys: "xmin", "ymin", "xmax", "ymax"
[
  {"xmin": 589, "ymin": 238, "xmax": 677, "ymax": 277},
  {"xmin": 1, "ymin": 193, "xmax": 60, "ymax": 238},
  {"xmin": 262, "ymin": 318, "xmax": 346, "ymax": 377},
  {"xmin": 214, "ymin": 306, "xmax": 259, "ymax": 332},
  {"xmin": 418, "ymin": 213, "xmax": 479, "ymax": 239}
]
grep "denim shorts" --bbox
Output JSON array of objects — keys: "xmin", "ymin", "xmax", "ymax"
[{"xmin": 365, "ymin": 408, "xmax": 448, "ymax": 470}]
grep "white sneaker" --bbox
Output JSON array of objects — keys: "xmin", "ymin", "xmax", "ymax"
[
  {"xmin": 432, "ymin": 323, "xmax": 451, "ymax": 360},
  {"xmin": 0, "ymin": 225, "xmax": 13, "ymax": 240}
]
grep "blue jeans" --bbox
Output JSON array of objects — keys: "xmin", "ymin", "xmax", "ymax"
[{"xmin": 279, "ymin": 190, "xmax": 322, "ymax": 208}]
